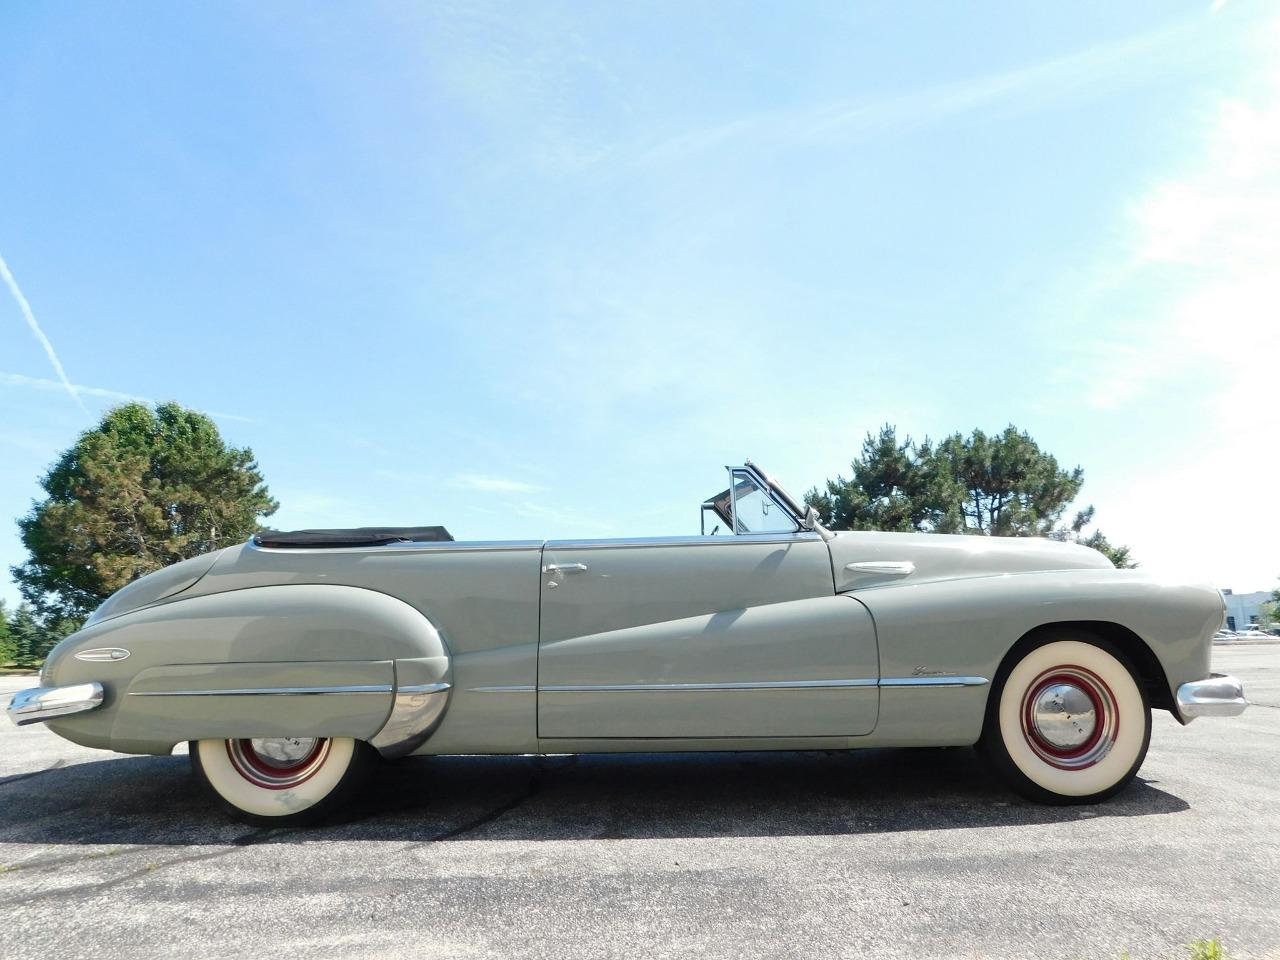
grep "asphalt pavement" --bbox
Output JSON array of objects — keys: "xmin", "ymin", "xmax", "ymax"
[{"xmin": 1, "ymin": 645, "xmax": 1277, "ymax": 960}]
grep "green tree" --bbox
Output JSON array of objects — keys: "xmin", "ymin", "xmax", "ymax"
[
  {"xmin": 0, "ymin": 600, "xmax": 15, "ymax": 666},
  {"xmin": 12, "ymin": 402, "xmax": 278, "ymax": 621},
  {"xmin": 806, "ymin": 423, "xmax": 1136, "ymax": 567},
  {"xmin": 9, "ymin": 603, "xmax": 43, "ymax": 667},
  {"xmin": 928, "ymin": 426, "xmax": 1083, "ymax": 536},
  {"xmin": 1257, "ymin": 601, "xmax": 1277, "ymax": 631},
  {"xmin": 805, "ymin": 425, "xmax": 948, "ymax": 532},
  {"xmin": 1049, "ymin": 505, "xmax": 1135, "ymax": 569}
]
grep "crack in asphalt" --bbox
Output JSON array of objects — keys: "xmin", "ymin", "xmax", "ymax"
[
  {"xmin": 400, "ymin": 759, "xmax": 546, "ymax": 850},
  {"xmin": 0, "ymin": 759, "xmax": 66, "ymax": 788}
]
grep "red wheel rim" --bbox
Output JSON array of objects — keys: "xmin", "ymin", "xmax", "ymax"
[
  {"xmin": 225, "ymin": 738, "xmax": 331, "ymax": 790},
  {"xmin": 1019, "ymin": 665, "xmax": 1119, "ymax": 770}
]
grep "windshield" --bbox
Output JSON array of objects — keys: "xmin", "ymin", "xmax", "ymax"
[{"xmin": 701, "ymin": 465, "xmax": 800, "ymax": 535}]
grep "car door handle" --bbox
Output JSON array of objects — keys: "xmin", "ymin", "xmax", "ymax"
[
  {"xmin": 845, "ymin": 561, "xmax": 915, "ymax": 577},
  {"xmin": 543, "ymin": 563, "xmax": 589, "ymax": 574}
]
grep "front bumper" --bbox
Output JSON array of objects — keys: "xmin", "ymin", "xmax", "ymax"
[
  {"xmin": 1176, "ymin": 674, "xmax": 1248, "ymax": 721},
  {"xmin": 6, "ymin": 682, "xmax": 104, "ymax": 726}
]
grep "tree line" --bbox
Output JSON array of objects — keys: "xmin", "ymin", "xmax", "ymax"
[
  {"xmin": 0, "ymin": 600, "xmax": 79, "ymax": 668},
  {"xmin": 804, "ymin": 424, "xmax": 1134, "ymax": 567}
]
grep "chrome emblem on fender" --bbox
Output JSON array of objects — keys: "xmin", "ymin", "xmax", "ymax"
[{"xmin": 74, "ymin": 647, "xmax": 131, "ymax": 662}]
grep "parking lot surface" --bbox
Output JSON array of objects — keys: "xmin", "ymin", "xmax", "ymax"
[{"xmin": 2, "ymin": 645, "xmax": 1277, "ymax": 960}]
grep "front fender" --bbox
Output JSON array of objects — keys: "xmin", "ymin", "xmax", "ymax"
[
  {"xmin": 44, "ymin": 584, "xmax": 452, "ymax": 755},
  {"xmin": 853, "ymin": 569, "xmax": 1222, "ymax": 744}
]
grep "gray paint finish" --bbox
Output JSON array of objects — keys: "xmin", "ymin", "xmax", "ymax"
[{"xmin": 29, "ymin": 519, "xmax": 1227, "ymax": 759}]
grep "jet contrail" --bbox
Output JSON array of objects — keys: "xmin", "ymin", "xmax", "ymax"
[{"xmin": 0, "ymin": 251, "xmax": 88, "ymax": 413}]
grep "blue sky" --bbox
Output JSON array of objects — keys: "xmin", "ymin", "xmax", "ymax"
[{"xmin": 2, "ymin": 2, "xmax": 1277, "ymax": 606}]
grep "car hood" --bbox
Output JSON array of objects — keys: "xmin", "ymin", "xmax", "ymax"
[{"xmin": 826, "ymin": 530, "xmax": 1113, "ymax": 592}]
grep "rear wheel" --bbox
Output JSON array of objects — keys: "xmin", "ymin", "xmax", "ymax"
[
  {"xmin": 190, "ymin": 736, "xmax": 375, "ymax": 826},
  {"xmin": 979, "ymin": 634, "xmax": 1151, "ymax": 804}
]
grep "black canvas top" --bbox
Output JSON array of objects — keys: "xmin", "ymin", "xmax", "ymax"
[{"xmin": 253, "ymin": 526, "xmax": 454, "ymax": 548}]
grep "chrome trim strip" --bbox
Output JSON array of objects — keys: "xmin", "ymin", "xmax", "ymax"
[
  {"xmin": 845, "ymin": 561, "xmax": 916, "ymax": 577},
  {"xmin": 1176, "ymin": 673, "xmax": 1248, "ymax": 721},
  {"xmin": 468, "ymin": 684, "xmax": 537, "ymax": 693},
  {"xmin": 7, "ymin": 682, "xmax": 105, "ymax": 726},
  {"xmin": 545, "ymin": 533, "xmax": 822, "ymax": 551},
  {"xmin": 880, "ymin": 676, "xmax": 989, "ymax": 688},
  {"xmin": 74, "ymin": 647, "xmax": 131, "ymax": 663},
  {"xmin": 538, "ymin": 677, "xmax": 988, "ymax": 693},
  {"xmin": 396, "ymin": 682, "xmax": 452, "ymax": 695},
  {"xmin": 541, "ymin": 679, "xmax": 879, "ymax": 693},
  {"xmin": 129, "ymin": 684, "xmax": 393, "ymax": 697}
]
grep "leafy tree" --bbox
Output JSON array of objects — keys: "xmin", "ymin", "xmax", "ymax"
[
  {"xmin": 806, "ymin": 423, "xmax": 1136, "ymax": 567},
  {"xmin": 12, "ymin": 402, "xmax": 278, "ymax": 621},
  {"xmin": 1257, "ymin": 601, "xmax": 1277, "ymax": 631},
  {"xmin": 0, "ymin": 600, "xmax": 15, "ymax": 666}
]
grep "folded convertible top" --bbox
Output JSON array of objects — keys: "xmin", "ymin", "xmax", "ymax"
[{"xmin": 253, "ymin": 526, "xmax": 454, "ymax": 548}]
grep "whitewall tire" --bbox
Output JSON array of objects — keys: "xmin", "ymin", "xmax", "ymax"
[
  {"xmin": 191, "ymin": 736, "xmax": 375, "ymax": 826},
  {"xmin": 980, "ymin": 635, "xmax": 1151, "ymax": 804}
]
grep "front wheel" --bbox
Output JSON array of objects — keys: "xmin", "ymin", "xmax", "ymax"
[
  {"xmin": 190, "ymin": 737, "xmax": 376, "ymax": 826},
  {"xmin": 979, "ymin": 635, "xmax": 1151, "ymax": 804}
]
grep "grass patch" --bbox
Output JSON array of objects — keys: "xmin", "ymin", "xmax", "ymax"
[{"xmin": 1187, "ymin": 941, "xmax": 1228, "ymax": 960}]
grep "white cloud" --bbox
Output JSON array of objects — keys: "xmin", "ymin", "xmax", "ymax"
[
  {"xmin": 0, "ymin": 253, "xmax": 87, "ymax": 413},
  {"xmin": 1073, "ymin": 20, "xmax": 1280, "ymax": 590},
  {"xmin": 638, "ymin": 17, "xmax": 1199, "ymax": 166}
]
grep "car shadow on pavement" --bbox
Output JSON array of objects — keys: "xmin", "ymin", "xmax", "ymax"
[{"xmin": 0, "ymin": 746, "xmax": 1189, "ymax": 848}]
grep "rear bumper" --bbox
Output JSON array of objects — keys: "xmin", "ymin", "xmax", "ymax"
[
  {"xmin": 1176, "ymin": 674, "xmax": 1248, "ymax": 721},
  {"xmin": 6, "ymin": 682, "xmax": 104, "ymax": 726}
]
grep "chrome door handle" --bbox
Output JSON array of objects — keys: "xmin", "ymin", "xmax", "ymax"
[
  {"xmin": 543, "ymin": 563, "xmax": 589, "ymax": 574},
  {"xmin": 845, "ymin": 561, "xmax": 915, "ymax": 577}
]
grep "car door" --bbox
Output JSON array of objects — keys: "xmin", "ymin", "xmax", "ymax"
[{"xmin": 536, "ymin": 532, "xmax": 879, "ymax": 739}]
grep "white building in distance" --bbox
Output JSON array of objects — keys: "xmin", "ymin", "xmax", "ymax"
[{"xmin": 1220, "ymin": 590, "xmax": 1274, "ymax": 632}]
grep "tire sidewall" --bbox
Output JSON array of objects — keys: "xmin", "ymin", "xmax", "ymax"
[
  {"xmin": 191, "ymin": 737, "xmax": 372, "ymax": 826},
  {"xmin": 981, "ymin": 632, "xmax": 1151, "ymax": 804}
]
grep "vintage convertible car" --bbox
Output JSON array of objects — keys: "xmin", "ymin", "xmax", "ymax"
[{"xmin": 8, "ymin": 462, "xmax": 1248, "ymax": 824}]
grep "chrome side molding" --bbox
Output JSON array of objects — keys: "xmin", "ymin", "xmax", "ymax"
[
  {"xmin": 539, "ymin": 676, "xmax": 987, "ymax": 693},
  {"xmin": 845, "ymin": 561, "xmax": 916, "ymax": 577},
  {"xmin": 129, "ymin": 684, "xmax": 393, "ymax": 697},
  {"xmin": 7, "ymin": 682, "xmax": 105, "ymax": 726},
  {"xmin": 541, "ymin": 678, "xmax": 879, "ymax": 693},
  {"xmin": 74, "ymin": 647, "xmax": 131, "ymax": 662}
]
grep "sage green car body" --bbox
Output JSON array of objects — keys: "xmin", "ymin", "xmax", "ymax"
[{"xmin": 37, "ymin": 523, "xmax": 1224, "ymax": 758}]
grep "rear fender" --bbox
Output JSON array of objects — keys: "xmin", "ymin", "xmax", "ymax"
[{"xmin": 43, "ymin": 584, "xmax": 451, "ymax": 755}]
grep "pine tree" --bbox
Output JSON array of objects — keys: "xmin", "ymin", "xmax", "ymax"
[
  {"xmin": 0, "ymin": 600, "xmax": 16, "ymax": 666},
  {"xmin": 805, "ymin": 423, "xmax": 1136, "ymax": 567}
]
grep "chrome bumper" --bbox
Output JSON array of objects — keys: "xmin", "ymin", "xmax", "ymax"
[
  {"xmin": 1176, "ymin": 674, "xmax": 1248, "ymax": 721},
  {"xmin": 6, "ymin": 682, "xmax": 104, "ymax": 726}
]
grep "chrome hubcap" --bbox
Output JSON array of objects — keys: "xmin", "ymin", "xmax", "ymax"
[
  {"xmin": 226, "ymin": 737, "xmax": 331, "ymax": 789},
  {"xmin": 250, "ymin": 737, "xmax": 319, "ymax": 766},
  {"xmin": 1030, "ymin": 683, "xmax": 1097, "ymax": 749},
  {"xmin": 1019, "ymin": 667, "xmax": 1119, "ymax": 770}
]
